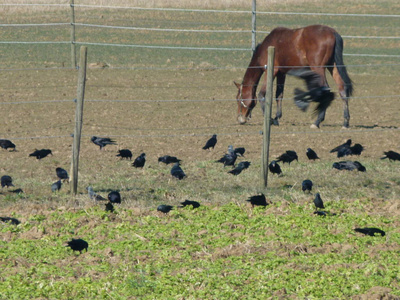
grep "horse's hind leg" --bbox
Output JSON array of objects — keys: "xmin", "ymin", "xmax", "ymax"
[
  {"xmin": 310, "ymin": 67, "xmax": 329, "ymax": 128},
  {"xmin": 331, "ymin": 66, "xmax": 350, "ymax": 128}
]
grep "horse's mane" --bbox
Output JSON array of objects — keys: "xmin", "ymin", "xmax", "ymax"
[{"xmin": 253, "ymin": 43, "xmax": 261, "ymax": 56}]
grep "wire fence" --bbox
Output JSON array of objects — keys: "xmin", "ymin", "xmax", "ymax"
[{"xmin": 1, "ymin": 2, "xmax": 400, "ymax": 143}]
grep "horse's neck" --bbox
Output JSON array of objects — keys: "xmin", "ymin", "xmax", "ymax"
[{"xmin": 242, "ymin": 67, "xmax": 263, "ymax": 99}]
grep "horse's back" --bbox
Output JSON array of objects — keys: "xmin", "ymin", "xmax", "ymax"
[{"xmin": 259, "ymin": 25, "xmax": 337, "ymax": 69}]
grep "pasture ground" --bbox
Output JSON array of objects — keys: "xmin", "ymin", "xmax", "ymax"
[{"xmin": 1, "ymin": 1, "xmax": 400, "ymax": 298}]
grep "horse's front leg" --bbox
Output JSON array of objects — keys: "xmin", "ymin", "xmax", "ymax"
[
  {"xmin": 312, "ymin": 110, "xmax": 326, "ymax": 129},
  {"xmin": 273, "ymin": 74, "xmax": 286, "ymax": 125},
  {"xmin": 258, "ymin": 84, "xmax": 266, "ymax": 113}
]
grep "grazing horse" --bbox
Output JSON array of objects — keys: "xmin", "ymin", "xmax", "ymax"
[{"xmin": 234, "ymin": 25, "xmax": 353, "ymax": 128}]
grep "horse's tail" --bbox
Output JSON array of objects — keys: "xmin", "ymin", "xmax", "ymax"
[{"xmin": 333, "ymin": 32, "xmax": 353, "ymax": 97}]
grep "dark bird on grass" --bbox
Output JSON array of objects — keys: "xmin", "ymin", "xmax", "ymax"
[
  {"xmin": 314, "ymin": 211, "xmax": 336, "ymax": 217},
  {"xmin": 1, "ymin": 175, "xmax": 14, "ymax": 188},
  {"xmin": 268, "ymin": 160, "xmax": 282, "ymax": 176},
  {"xmin": 355, "ymin": 227, "xmax": 385, "ymax": 237},
  {"xmin": 337, "ymin": 146, "xmax": 353, "ymax": 158},
  {"xmin": 330, "ymin": 139, "xmax": 352, "ymax": 154},
  {"xmin": 51, "ymin": 180, "xmax": 62, "ymax": 192},
  {"xmin": 228, "ymin": 161, "xmax": 251, "ymax": 175},
  {"xmin": 306, "ymin": 148, "xmax": 319, "ymax": 160},
  {"xmin": 171, "ymin": 162, "xmax": 186, "ymax": 180},
  {"xmin": 216, "ymin": 145, "xmax": 237, "ymax": 167},
  {"xmin": 276, "ymin": 150, "xmax": 298, "ymax": 164},
  {"xmin": 29, "ymin": 149, "xmax": 52, "ymax": 160},
  {"xmin": 105, "ymin": 202, "xmax": 115, "ymax": 213},
  {"xmin": 337, "ymin": 143, "xmax": 364, "ymax": 158},
  {"xmin": 86, "ymin": 186, "xmax": 107, "ymax": 201},
  {"xmin": 287, "ymin": 68, "xmax": 335, "ymax": 115},
  {"xmin": 66, "ymin": 238, "xmax": 88, "ymax": 254},
  {"xmin": 132, "ymin": 153, "xmax": 146, "ymax": 168},
  {"xmin": 333, "ymin": 161, "xmax": 366, "ymax": 172},
  {"xmin": 56, "ymin": 167, "xmax": 69, "ymax": 182},
  {"xmin": 158, "ymin": 155, "xmax": 181, "ymax": 165},
  {"xmin": 234, "ymin": 147, "xmax": 246, "ymax": 157},
  {"xmin": 108, "ymin": 191, "xmax": 121, "ymax": 204},
  {"xmin": 302, "ymin": 179, "xmax": 313, "ymax": 193},
  {"xmin": 0, "ymin": 139, "xmax": 16, "ymax": 151},
  {"xmin": 180, "ymin": 200, "xmax": 200, "ymax": 209},
  {"xmin": 349, "ymin": 143, "xmax": 364, "ymax": 156},
  {"xmin": 313, "ymin": 193, "xmax": 325, "ymax": 210},
  {"xmin": 0, "ymin": 216, "xmax": 20, "ymax": 225},
  {"xmin": 202, "ymin": 134, "xmax": 217, "ymax": 150},
  {"xmin": 381, "ymin": 151, "xmax": 400, "ymax": 162},
  {"xmin": 246, "ymin": 194, "xmax": 268, "ymax": 207},
  {"xmin": 116, "ymin": 149, "xmax": 133, "ymax": 160},
  {"xmin": 91, "ymin": 136, "xmax": 116, "ymax": 150},
  {"xmin": 157, "ymin": 204, "xmax": 173, "ymax": 214}
]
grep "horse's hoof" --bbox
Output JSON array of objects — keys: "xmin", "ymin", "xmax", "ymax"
[
  {"xmin": 310, "ymin": 124, "xmax": 319, "ymax": 129},
  {"xmin": 272, "ymin": 118, "xmax": 279, "ymax": 126},
  {"xmin": 341, "ymin": 126, "xmax": 349, "ymax": 130}
]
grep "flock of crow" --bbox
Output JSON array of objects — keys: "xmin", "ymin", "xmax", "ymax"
[
  {"xmin": 0, "ymin": 67, "xmax": 398, "ymax": 252},
  {"xmin": 2, "ymin": 130, "xmax": 398, "ymax": 252}
]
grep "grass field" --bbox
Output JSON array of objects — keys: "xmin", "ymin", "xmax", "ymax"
[{"xmin": 1, "ymin": 1, "xmax": 400, "ymax": 299}]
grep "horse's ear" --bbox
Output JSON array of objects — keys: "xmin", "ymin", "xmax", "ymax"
[{"xmin": 233, "ymin": 81, "xmax": 241, "ymax": 90}]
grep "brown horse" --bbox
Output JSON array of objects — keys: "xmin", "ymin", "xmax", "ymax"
[{"xmin": 235, "ymin": 25, "xmax": 353, "ymax": 128}]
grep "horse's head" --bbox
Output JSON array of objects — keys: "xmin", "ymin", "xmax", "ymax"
[{"xmin": 234, "ymin": 81, "xmax": 256, "ymax": 125}]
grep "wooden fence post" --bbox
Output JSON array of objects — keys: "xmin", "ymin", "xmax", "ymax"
[
  {"xmin": 261, "ymin": 46, "xmax": 275, "ymax": 189},
  {"xmin": 71, "ymin": 46, "xmax": 87, "ymax": 195},
  {"xmin": 70, "ymin": 0, "xmax": 76, "ymax": 68},
  {"xmin": 251, "ymin": 0, "xmax": 256, "ymax": 52}
]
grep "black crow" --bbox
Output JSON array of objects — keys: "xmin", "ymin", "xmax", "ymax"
[
  {"xmin": 268, "ymin": 160, "xmax": 282, "ymax": 176},
  {"xmin": 337, "ymin": 146, "xmax": 353, "ymax": 158},
  {"xmin": 337, "ymin": 142, "xmax": 364, "ymax": 158},
  {"xmin": 29, "ymin": 149, "xmax": 52, "ymax": 160},
  {"xmin": 306, "ymin": 148, "xmax": 319, "ymax": 160},
  {"xmin": 66, "ymin": 238, "xmax": 88, "ymax": 253},
  {"xmin": 330, "ymin": 139, "xmax": 352, "ymax": 153},
  {"xmin": 157, "ymin": 204, "xmax": 173, "ymax": 214},
  {"xmin": 91, "ymin": 136, "xmax": 116, "ymax": 150},
  {"xmin": 216, "ymin": 145, "xmax": 237, "ymax": 167},
  {"xmin": 1, "ymin": 175, "xmax": 14, "ymax": 188},
  {"xmin": 158, "ymin": 155, "xmax": 181, "ymax": 165},
  {"xmin": 180, "ymin": 200, "xmax": 200, "ymax": 209},
  {"xmin": 86, "ymin": 186, "xmax": 107, "ymax": 201},
  {"xmin": 171, "ymin": 163, "xmax": 186, "ymax": 180},
  {"xmin": 228, "ymin": 161, "xmax": 251, "ymax": 175},
  {"xmin": 105, "ymin": 202, "xmax": 115, "ymax": 213},
  {"xmin": 302, "ymin": 179, "xmax": 313, "ymax": 193},
  {"xmin": 56, "ymin": 167, "xmax": 69, "ymax": 182},
  {"xmin": 0, "ymin": 217, "xmax": 20, "ymax": 225},
  {"xmin": 276, "ymin": 150, "xmax": 298, "ymax": 164},
  {"xmin": 313, "ymin": 211, "xmax": 336, "ymax": 217},
  {"xmin": 51, "ymin": 180, "xmax": 62, "ymax": 192},
  {"xmin": 108, "ymin": 191, "xmax": 121, "ymax": 204},
  {"xmin": 132, "ymin": 153, "xmax": 146, "ymax": 168},
  {"xmin": 287, "ymin": 68, "xmax": 335, "ymax": 115},
  {"xmin": 202, "ymin": 134, "xmax": 217, "ymax": 150},
  {"xmin": 313, "ymin": 193, "xmax": 325, "ymax": 210},
  {"xmin": 246, "ymin": 194, "xmax": 268, "ymax": 207},
  {"xmin": 0, "ymin": 139, "xmax": 16, "ymax": 151},
  {"xmin": 234, "ymin": 147, "xmax": 246, "ymax": 157},
  {"xmin": 333, "ymin": 161, "xmax": 366, "ymax": 172},
  {"xmin": 381, "ymin": 151, "xmax": 400, "ymax": 161},
  {"xmin": 116, "ymin": 149, "xmax": 133, "ymax": 160},
  {"xmin": 355, "ymin": 227, "xmax": 385, "ymax": 237},
  {"xmin": 349, "ymin": 143, "xmax": 364, "ymax": 156}
]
